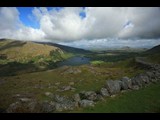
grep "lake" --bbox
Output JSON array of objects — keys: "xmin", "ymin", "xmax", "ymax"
[{"xmin": 57, "ymin": 56, "xmax": 91, "ymax": 67}]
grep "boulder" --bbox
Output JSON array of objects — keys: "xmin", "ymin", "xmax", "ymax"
[
  {"xmin": 145, "ymin": 71, "xmax": 157, "ymax": 83},
  {"xmin": 6, "ymin": 99, "xmax": 41, "ymax": 113},
  {"xmin": 40, "ymin": 101, "xmax": 56, "ymax": 113},
  {"xmin": 131, "ymin": 75, "xmax": 144, "ymax": 88},
  {"xmin": 54, "ymin": 101, "xmax": 76, "ymax": 112},
  {"xmin": 79, "ymin": 91, "xmax": 97, "ymax": 101},
  {"xmin": 73, "ymin": 94, "xmax": 81, "ymax": 102},
  {"xmin": 121, "ymin": 77, "xmax": 132, "ymax": 89},
  {"xmin": 58, "ymin": 86, "xmax": 76, "ymax": 92},
  {"xmin": 100, "ymin": 88, "xmax": 110, "ymax": 97},
  {"xmin": 105, "ymin": 80, "xmax": 121, "ymax": 95},
  {"xmin": 96, "ymin": 94, "xmax": 104, "ymax": 101},
  {"xmin": 131, "ymin": 85, "xmax": 140, "ymax": 90},
  {"xmin": 53, "ymin": 95, "xmax": 76, "ymax": 111},
  {"xmin": 79, "ymin": 100, "xmax": 95, "ymax": 108}
]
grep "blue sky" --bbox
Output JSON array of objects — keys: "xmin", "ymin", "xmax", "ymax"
[
  {"xmin": 0, "ymin": 7, "xmax": 160, "ymax": 50},
  {"xmin": 17, "ymin": 7, "xmax": 86, "ymax": 29}
]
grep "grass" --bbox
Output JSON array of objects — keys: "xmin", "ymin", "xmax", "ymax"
[
  {"xmin": 0, "ymin": 40, "xmax": 159, "ymax": 112},
  {"xmin": 0, "ymin": 59, "xmax": 144, "ymax": 110},
  {"xmin": 71, "ymin": 82, "xmax": 160, "ymax": 113}
]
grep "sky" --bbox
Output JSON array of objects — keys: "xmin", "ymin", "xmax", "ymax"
[{"xmin": 0, "ymin": 7, "xmax": 160, "ymax": 50}]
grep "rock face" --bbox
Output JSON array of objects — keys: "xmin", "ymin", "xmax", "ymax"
[
  {"xmin": 105, "ymin": 80, "xmax": 121, "ymax": 95},
  {"xmin": 79, "ymin": 91, "xmax": 97, "ymax": 101},
  {"xmin": 100, "ymin": 88, "xmax": 110, "ymax": 97},
  {"xmin": 79, "ymin": 100, "xmax": 95, "ymax": 108},
  {"xmin": 121, "ymin": 77, "xmax": 132, "ymax": 90}
]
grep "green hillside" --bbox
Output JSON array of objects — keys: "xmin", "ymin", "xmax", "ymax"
[
  {"xmin": 0, "ymin": 39, "xmax": 64, "ymax": 63},
  {"xmin": 142, "ymin": 44, "xmax": 160, "ymax": 64}
]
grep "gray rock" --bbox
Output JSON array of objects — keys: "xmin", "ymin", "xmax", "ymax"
[
  {"xmin": 79, "ymin": 91, "xmax": 97, "ymax": 101},
  {"xmin": 79, "ymin": 100, "xmax": 95, "ymax": 108},
  {"xmin": 131, "ymin": 85, "xmax": 140, "ymax": 90},
  {"xmin": 132, "ymin": 74, "xmax": 151, "ymax": 87},
  {"xmin": 73, "ymin": 94, "xmax": 81, "ymax": 102},
  {"xmin": 6, "ymin": 100, "xmax": 41, "ymax": 113},
  {"xmin": 96, "ymin": 94, "xmax": 104, "ymax": 101},
  {"xmin": 53, "ymin": 95, "xmax": 68, "ymax": 103},
  {"xmin": 105, "ymin": 80, "xmax": 121, "ymax": 95},
  {"xmin": 19, "ymin": 98, "xmax": 32, "ymax": 102},
  {"xmin": 52, "ymin": 95, "xmax": 77, "ymax": 111},
  {"xmin": 121, "ymin": 77, "xmax": 132, "ymax": 89},
  {"xmin": 154, "ymin": 71, "xmax": 160, "ymax": 80},
  {"xmin": 40, "ymin": 101, "xmax": 56, "ymax": 113},
  {"xmin": 145, "ymin": 71, "xmax": 157, "ymax": 82},
  {"xmin": 100, "ymin": 88, "xmax": 110, "ymax": 97},
  {"xmin": 131, "ymin": 75, "xmax": 143, "ymax": 88},
  {"xmin": 58, "ymin": 86, "xmax": 76, "ymax": 92},
  {"xmin": 54, "ymin": 101, "xmax": 76, "ymax": 111}
]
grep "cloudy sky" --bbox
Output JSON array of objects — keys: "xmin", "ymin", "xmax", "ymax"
[{"xmin": 0, "ymin": 7, "xmax": 160, "ymax": 50}]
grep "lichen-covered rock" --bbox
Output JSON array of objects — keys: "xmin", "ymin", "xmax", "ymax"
[
  {"xmin": 6, "ymin": 99, "xmax": 41, "ymax": 113},
  {"xmin": 105, "ymin": 80, "xmax": 121, "ymax": 95},
  {"xmin": 121, "ymin": 77, "xmax": 132, "ymax": 89},
  {"xmin": 131, "ymin": 85, "xmax": 140, "ymax": 90},
  {"xmin": 40, "ymin": 101, "xmax": 56, "ymax": 113},
  {"xmin": 79, "ymin": 91, "xmax": 97, "ymax": 101},
  {"xmin": 79, "ymin": 100, "xmax": 95, "ymax": 108},
  {"xmin": 100, "ymin": 88, "xmax": 110, "ymax": 97}
]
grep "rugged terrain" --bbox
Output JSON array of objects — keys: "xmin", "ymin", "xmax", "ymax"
[{"xmin": 0, "ymin": 39, "xmax": 160, "ymax": 113}]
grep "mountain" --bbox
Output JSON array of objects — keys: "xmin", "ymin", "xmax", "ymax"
[
  {"xmin": 142, "ymin": 44, "xmax": 160, "ymax": 64},
  {"xmin": 0, "ymin": 39, "xmax": 63, "ymax": 63},
  {"xmin": 145, "ymin": 44, "xmax": 160, "ymax": 54},
  {"xmin": 35, "ymin": 42, "xmax": 92, "ymax": 54}
]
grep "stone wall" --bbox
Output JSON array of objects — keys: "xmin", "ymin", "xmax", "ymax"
[{"xmin": 6, "ymin": 57, "xmax": 160, "ymax": 113}]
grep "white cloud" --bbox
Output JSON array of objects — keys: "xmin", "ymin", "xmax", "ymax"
[
  {"xmin": 58, "ymin": 38, "xmax": 160, "ymax": 50},
  {"xmin": 0, "ymin": 7, "xmax": 45, "ymax": 41},
  {"xmin": 0, "ymin": 7, "xmax": 160, "ymax": 49},
  {"xmin": 31, "ymin": 7, "xmax": 160, "ymax": 41}
]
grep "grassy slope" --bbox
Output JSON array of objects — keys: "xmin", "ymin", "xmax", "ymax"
[
  {"xmin": 0, "ymin": 39, "xmax": 60, "ymax": 62},
  {"xmin": 142, "ymin": 44, "xmax": 160, "ymax": 64},
  {"xmin": 0, "ymin": 59, "xmax": 143, "ymax": 110},
  {"xmin": 72, "ymin": 82, "xmax": 160, "ymax": 113}
]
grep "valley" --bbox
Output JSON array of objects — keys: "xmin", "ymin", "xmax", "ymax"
[{"xmin": 0, "ymin": 39, "xmax": 160, "ymax": 113}]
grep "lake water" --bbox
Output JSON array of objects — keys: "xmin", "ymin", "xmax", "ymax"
[{"xmin": 57, "ymin": 56, "xmax": 91, "ymax": 67}]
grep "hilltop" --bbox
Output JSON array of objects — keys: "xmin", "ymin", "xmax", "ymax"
[
  {"xmin": 142, "ymin": 44, "xmax": 160, "ymax": 64},
  {"xmin": 0, "ymin": 39, "xmax": 64, "ymax": 63}
]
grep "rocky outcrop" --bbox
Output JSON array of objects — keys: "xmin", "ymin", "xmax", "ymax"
[
  {"xmin": 6, "ymin": 57, "xmax": 160, "ymax": 113},
  {"xmin": 120, "ymin": 77, "xmax": 132, "ymax": 90},
  {"xmin": 6, "ymin": 98, "xmax": 42, "ymax": 113},
  {"xmin": 79, "ymin": 100, "xmax": 95, "ymax": 108},
  {"xmin": 105, "ymin": 80, "xmax": 121, "ymax": 95},
  {"xmin": 100, "ymin": 88, "xmax": 110, "ymax": 97},
  {"xmin": 79, "ymin": 91, "xmax": 97, "ymax": 101}
]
